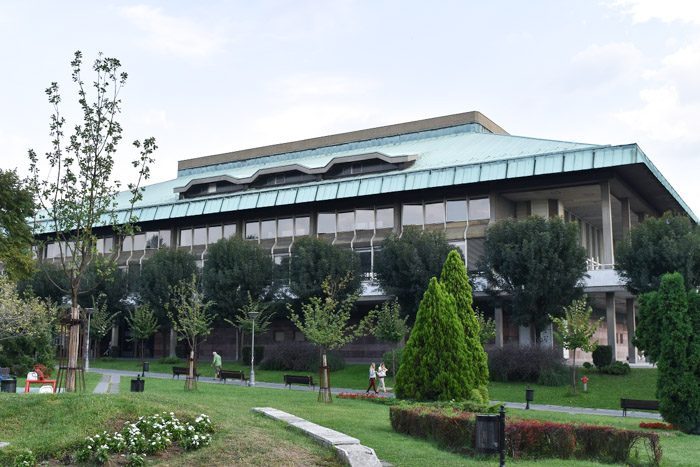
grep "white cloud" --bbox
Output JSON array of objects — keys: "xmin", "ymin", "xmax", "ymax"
[
  {"xmin": 607, "ymin": 0, "xmax": 700, "ymax": 25},
  {"xmin": 121, "ymin": 5, "xmax": 226, "ymax": 58},
  {"xmin": 567, "ymin": 42, "xmax": 643, "ymax": 90},
  {"xmin": 275, "ymin": 73, "xmax": 377, "ymax": 101}
]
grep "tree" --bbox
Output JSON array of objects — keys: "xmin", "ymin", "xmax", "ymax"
[
  {"xmin": 0, "ymin": 169, "xmax": 35, "ymax": 280},
  {"xmin": 289, "ymin": 274, "xmax": 368, "ymax": 402},
  {"xmin": 125, "ymin": 304, "xmax": 159, "ymax": 361},
  {"xmin": 28, "ymin": 51, "xmax": 156, "ymax": 391},
  {"xmin": 636, "ymin": 273, "xmax": 700, "ymax": 434},
  {"xmin": 228, "ymin": 293, "xmax": 275, "ymax": 350},
  {"xmin": 203, "ymin": 236, "xmax": 274, "ymax": 359},
  {"xmin": 616, "ymin": 212, "xmax": 700, "ymax": 294},
  {"xmin": 167, "ymin": 275, "xmax": 215, "ymax": 390},
  {"xmin": 367, "ymin": 300, "xmax": 409, "ymax": 379},
  {"xmin": 139, "ymin": 249, "xmax": 197, "ymax": 357},
  {"xmin": 475, "ymin": 308, "xmax": 496, "ymax": 345},
  {"xmin": 0, "ymin": 275, "xmax": 56, "ymax": 343},
  {"xmin": 549, "ymin": 298, "xmax": 601, "ymax": 393},
  {"xmin": 480, "ymin": 216, "xmax": 587, "ymax": 340},
  {"xmin": 375, "ymin": 227, "xmax": 454, "ymax": 321},
  {"xmin": 395, "ymin": 277, "xmax": 472, "ymax": 401},
  {"xmin": 439, "ymin": 250, "xmax": 489, "ymax": 397},
  {"xmin": 88, "ymin": 294, "xmax": 120, "ymax": 358},
  {"xmin": 288, "ymin": 237, "xmax": 361, "ymax": 304}
]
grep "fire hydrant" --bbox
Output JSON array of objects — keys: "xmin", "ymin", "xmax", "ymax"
[{"xmin": 581, "ymin": 375, "xmax": 589, "ymax": 392}]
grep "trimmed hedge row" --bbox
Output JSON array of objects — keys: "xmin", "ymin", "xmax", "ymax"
[{"xmin": 389, "ymin": 406, "xmax": 662, "ymax": 465}]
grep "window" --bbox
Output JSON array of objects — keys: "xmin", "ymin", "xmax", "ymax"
[
  {"xmin": 208, "ymin": 225, "xmax": 222, "ymax": 244},
  {"xmin": 469, "ymin": 198, "xmax": 490, "ymax": 220},
  {"xmin": 317, "ymin": 213, "xmax": 335, "ymax": 234},
  {"xmin": 179, "ymin": 229, "xmax": 192, "ymax": 247},
  {"xmin": 45, "ymin": 242, "xmax": 59, "ymax": 258},
  {"xmin": 295, "ymin": 217, "xmax": 310, "ymax": 236},
  {"xmin": 402, "ymin": 204, "xmax": 423, "ymax": 226},
  {"xmin": 159, "ymin": 230, "xmax": 171, "ymax": 247},
  {"xmin": 145, "ymin": 232, "xmax": 160, "ymax": 249},
  {"xmin": 96, "ymin": 237, "xmax": 115, "ymax": 254},
  {"xmin": 274, "ymin": 331, "xmax": 285, "ymax": 342},
  {"xmin": 277, "ymin": 218, "xmax": 294, "ymax": 238},
  {"xmin": 245, "ymin": 221, "xmax": 259, "ymax": 240},
  {"xmin": 357, "ymin": 249, "xmax": 372, "ymax": 274},
  {"xmin": 122, "ymin": 236, "xmax": 134, "ymax": 252},
  {"xmin": 260, "ymin": 220, "xmax": 276, "ymax": 240},
  {"xmin": 424, "ymin": 202, "xmax": 445, "ymax": 225},
  {"xmin": 446, "ymin": 200, "xmax": 467, "ymax": 222},
  {"xmin": 294, "ymin": 331, "xmax": 306, "ymax": 342},
  {"xmin": 337, "ymin": 212, "xmax": 354, "ymax": 232},
  {"xmin": 376, "ymin": 208, "xmax": 394, "ymax": 229},
  {"xmin": 133, "ymin": 234, "xmax": 146, "ymax": 251},
  {"xmin": 355, "ymin": 209, "xmax": 374, "ymax": 231},
  {"xmin": 223, "ymin": 223, "xmax": 237, "ymax": 238},
  {"xmin": 193, "ymin": 227, "xmax": 207, "ymax": 245}
]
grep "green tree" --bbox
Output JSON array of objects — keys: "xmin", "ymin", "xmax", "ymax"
[
  {"xmin": 0, "ymin": 275, "xmax": 56, "ymax": 343},
  {"xmin": 289, "ymin": 274, "xmax": 368, "ymax": 402},
  {"xmin": 616, "ymin": 212, "xmax": 700, "ymax": 294},
  {"xmin": 367, "ymin": 300, "xmax": 409, "ymax": 378},
  {"xmin": 203, "ymin": 236, "xmax": 274, "ymax": 359},
  {"xmin": 88, "ymin": 294, "xmax": 120, "ymax": 358},
  {"xmin": 167, "ymin": 275, "xmax": 215, "ymax": 390},
  {"xmin": 549, "ymin": 298, "xmax": 602, "ymax": 393},
  {"xmin": 480, "ymin": 216, "xmax": 587, "ymax": 340},
  {"xmin": 476, "ymin": 308, "xmax": 496, "ymax": 345},
  {"xmin": 28, "ymin": 51, "xmax": 156, "ymax": 391},
  {"xmin": 440, "ymin": 250, "xmax": 489, "ymax": 398},
  {"xmin": 125, "ymin": 304, "xmax": 159, "ymax": 361},
  {"xmin": 0, "ymin": 169, "xmax": 35, "ymax": 280},
  {"xmin": 636, "ymin": 273, "xmax": 700, "ymax": 434},
  {"xmin": 375, "ymin": 227, "xmax": 454, "ymax": 321},
  {"xmin": 288, "ymin": 237, "xmax": 361, "ymax": 304},
  {"xmin": 227, "ymin": 293, "xmax": 275, "ymax": 355},
  {"xmin": 139, "ymin": 249, "xmax": 197, "ymax": 356},
  {"xmin": 395, "ymin": 277, "xmax": 472, "ymax": 401}
]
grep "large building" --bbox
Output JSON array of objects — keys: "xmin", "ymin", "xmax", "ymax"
[{"xmin": 37, "ymin": 111, "xmax": 697, "ymax": 362}]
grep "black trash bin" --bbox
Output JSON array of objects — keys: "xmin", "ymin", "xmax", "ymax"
[
  {"xmin": 1, "ymin": 378, "xmax": 17, "ymax": 393},
  {"xmin": 130, "ymin": 376, "xmax": 145, "ymax": 392},
  {"xmin": 142, "ymin": 362, "xmax": 149, "ymax": 373}
]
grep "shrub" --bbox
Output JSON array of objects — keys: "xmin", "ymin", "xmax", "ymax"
[
  {"xmin": 309, "ymin": 351, "xmax": 346, "ymax": 371},
  {"xmin": 537, "ymin": 365, "xmax": 570, "ymax": 387},
  {"xmin": 382, "ymin": 348, "xmax": 403, "ymax": 374},
  {"xmin": 592, "ymin": 345, "xmax": 613, "ymax": 369},
  {"xmin": 259, "ymin": 342, "xmax": 345, "ymax": 371},
  {"xmin": 599, "ymin": 361, "xmax": 631, "ymax": 375},
  {"xmin": 241, "ymin": 346, "xmax": 264, "ymax": 365},
  {"xmin": 639, "ymin": 422, "xmax": 675, "ymax": 430},
  {"xmin": 12, "ymin": 449, "xmax": 36, "ymax": 467},
  {"xmin": 487, "ymin": 344, "xmax": 566, "ymax": 383},
  {"xmin": 582, "ymin": 362, "xmax": 593, "ymax": 370},
  {"xmin": 158, "ymin": 356, "xmax": 182, "ymax": 364}
]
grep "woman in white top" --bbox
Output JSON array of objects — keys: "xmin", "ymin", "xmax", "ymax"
[
  {"xmin": 376, "ymin": 362, "xmax": 388, "ymax": 393},
  {"xmin": 366, "ymin": 362, "xmax": 378, "ymax": 394}
]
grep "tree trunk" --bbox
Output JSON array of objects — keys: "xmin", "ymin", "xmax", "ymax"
[
  {"xmin": 169, "ymin": 327, "xmax": 177, "ymax": 358},
  {"xmin": 391, "ymin": 348, "xmax": 397, "ymax": 379},
  {"xmin": 318, "ymin": 348, "xmax": 332, "ymax": 403},
  {"xmin": 66, "ymin": 303, "xmax": 81, "ymax": 392},
  {"xmin": 186, "ymin": 348, "xmax": 196, "ymax": 391},
  {"xmin": 571, "ymin": 351, "xmax": 577, "ymax": 394}
]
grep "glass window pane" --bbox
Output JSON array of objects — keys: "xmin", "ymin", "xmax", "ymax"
[
  {"xmin": 223, "ymin": 224, "xmax": 237, "ymax": 238},
  {"xmin": 96, "ymin": 238, "xmax": 104, "ymax": 254},
  {"xmin": 245, "ymin": 221, "xmax": 259, "ymax": 240},
  {"xmin": 402, "ymin": 204, "xmax": 423, "ymax": 226},
  {"xmin": 425, "ymin": 202, "xmax": 445, "ymax": 225},
  {"xmin": 104, "ymin": 237, "xmax": 114, "ymax": 253},
  {"xmin": 122, "ymin": 236, "xmax": 134, "ymax": 251},
  {"xmin": 469, "ymin": 198, "xmax": 490, "ymax": 220},
  {"xmin": 446, "ymin": 200, "xmax": 467, "ymax": 222},
  {"xmin": 317, "ymin": 213, "xmax": 335, "ymax": 234},
  {"xmin": 295, "ymin": 217, "xmax": 310, "ymax": 236},
  {"xmin": 179, "ymin": 229, "xmax": 192, "ymax": 247},
  {"xmin": 133, "ymin": 234, "xmax": 146, "ymax": 250},
  {"xmin": 208, "ymin": 225, "xmax": 222, "ymax": 244},
  {"xmin": 357, "ymin": 250, "xmax": 372, "ymax": 274},
  {"xmin": 355, "ymin": 209, "xmax": 374, "ymax": 231},
  {"xmin": 337, "ymin": 212, "xmax": 354, "ymax": 232},
  {"xmin": 46, "ymin": 242, "xmax": 57, "ymax": 258},
  {"xmin": 278, "ymin": 218, "xmax": 294, "ymax": 237},
  {"xmin": 376, "ymin": 208, "xmax": 394, "ymax": 229},
  {"xmin": 260, "ymin": 220, "xmax": 276, "ymax": 239},
  {"xmin": 159, "ymin": 230, "xmax": 171, "ymax": 248},
  {"xmin": 145, "ymin": 232, "xmax": 160, "ymax": 249},
  {"xmin": 193, "ymin": 227, "xmax": 207, "ymax": 245}
]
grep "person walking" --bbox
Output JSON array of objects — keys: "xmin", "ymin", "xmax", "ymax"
[
  {"xmin": 377, "ymin": 362, "xmax": 387, "ymax": 393},
  {"xmin": 366, "ymin": 362, "xmax": 378, "ymax": 394},
  {"xmin": 212, "ymin": 351, "xmax": 222, "ymax": 379}
]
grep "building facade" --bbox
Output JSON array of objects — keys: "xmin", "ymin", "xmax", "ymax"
[{"xmin": 37, "ymin": 111, "xmax": 697, "ymax": 362}]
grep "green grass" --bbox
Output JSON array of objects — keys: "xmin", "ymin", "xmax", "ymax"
[{"xmin": 1, "ymin": 376, "xmax": 695, "ymax": 466}]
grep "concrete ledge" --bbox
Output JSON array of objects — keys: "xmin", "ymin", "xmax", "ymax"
[{"xmin": 252, "ymin": 407, "xmax": 382, "ymax": 467}]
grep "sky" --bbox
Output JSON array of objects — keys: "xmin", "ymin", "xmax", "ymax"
[{"xmin": 1, "ymin": 0, "xmax": 699, "ymax": 214}]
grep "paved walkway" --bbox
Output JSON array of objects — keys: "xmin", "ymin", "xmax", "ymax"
[
  {"xmin": 88, "ymin": 368, "xmax": 662, "ymax": 420},
  {"xmin": 92, "ymin": 372, "xmax": 120, "ymax": 394}
]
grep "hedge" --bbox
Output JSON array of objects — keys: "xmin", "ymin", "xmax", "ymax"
[{"xmin": 389, "ymin": 406, "xmax": 662, "ymax": 465}]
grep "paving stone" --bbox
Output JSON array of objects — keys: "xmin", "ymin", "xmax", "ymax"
[
  {"xmin": 335, "ymin": 444, "xmax": 382, "ymax": 467},
  {"xmin": 252, "ymin": 407, "xmax": 305, "ymax": 424},
  {"xmin": 289, "ymin": 420, "xmax": 359, "ymax": 447}
]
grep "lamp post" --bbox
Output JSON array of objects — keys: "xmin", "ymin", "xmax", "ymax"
[
  {"xmin": 84, "ymin": 308, "xmax": 94, "ymax": 371},
  {"xmin": 248, "ymin": 311, "xmax": 260, "ymax": 386}
]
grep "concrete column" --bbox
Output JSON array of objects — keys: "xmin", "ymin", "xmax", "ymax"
[
  {"xmin": 626, "ymin": 298, "xmax": 637, "ymax": 363},
  {"xmin": 494, "ymin": 302, "xmax": 504, "ymax": 348},
  {"xmin": 621, "ymin": 198, "xmax": 632, "ymax": 241},
  {"xmin": 518, "ymin": 325, "xmax": 532, "ymax": 347},
  {"xmin": 169, "ymin": 328, "xmax": 177, "ymax": 358},
  {"xmin": 110, "ymin": 324, "xmax": 119, "ymax": 350},
  {"xmin": 600, "ymin": 181, "xmax": 615, "ymax": 266},
  {"xmin": 606, "ymin": 292, "xmax": 617, "ymax": 363}
]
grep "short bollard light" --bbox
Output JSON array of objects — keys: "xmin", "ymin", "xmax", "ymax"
[
  {"xmin": 581, "ymin": 375, "xmax": 589, "ymax": 392},
  {"xmin": 525, "ymin": 387, "xmax": 534, "ymax": 410},
  {"xmin": 130, "ymin": 375, "xmax": 145, "ymax": 392}
]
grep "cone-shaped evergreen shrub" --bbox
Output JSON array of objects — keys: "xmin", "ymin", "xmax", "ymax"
[
  {"xmin": 637, "ymin": 272, "xmax": 700, "ymax": 434},
  {"xmin": 439, "ymin": 250, "xmax": 490, "ymax": 398},
  {"xmin": 395, "ymin": 277, "xmax": 472, "ymax": 401}
]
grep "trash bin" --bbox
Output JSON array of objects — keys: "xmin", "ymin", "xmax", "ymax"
[
  {"xmin": 130, "ymin": 376, "xmax": 145, "ymax": 392},
  {"xmin": 1, "ymin": 378, "xmax": 17, "ymax": 393},
  {"xmin": 475, "ymin": 414, "xmax": 500, "ymax": 454},
  {"xmin": 142, "ymin": 362, "xmax": 149, "ymax": 373}
]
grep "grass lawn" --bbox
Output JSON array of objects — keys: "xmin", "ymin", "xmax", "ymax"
[{"xmin": 0, "ymin": 376, "xmax": 693, "ymax": 466}]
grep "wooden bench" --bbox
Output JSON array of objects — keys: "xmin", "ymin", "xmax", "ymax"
[
  {"xmin": 621, "ymin": 398, "xmax": 659, "ymax": 416},
  {"xmin": 172, "ymin": 367, "xmax": 199, "ymax": 380},
  {"xmin": 219, "ymin": 369, "xmax": 246, "ymax": 383},
  {"xmin": 284, "ymin": 374, "xmax": 315, "ymax": 390}
]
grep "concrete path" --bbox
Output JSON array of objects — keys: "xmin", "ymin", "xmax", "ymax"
[
  {"xmin": 88, "ymin": 367, "xmax": 662, "ymax": 420},
  {"xmin": 92, "ymin": 373, "xmax": 120, "ymax": 394}
]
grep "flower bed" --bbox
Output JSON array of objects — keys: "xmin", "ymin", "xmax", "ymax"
[
  {"xmin": 75, "ymin": 412, "xmax": 214, "ymax": 466},
  {"xmin": 338, "ymin": 392, "xmax": 390, "ymax": 400},
  {"xmin": 639, "ymin": 422, "xmax": 675, "ymax": 431},
  {"xmin": 390, "ymin": 406, "xmax": 662, "ymax": 465}
]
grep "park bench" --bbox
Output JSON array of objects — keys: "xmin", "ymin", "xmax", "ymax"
[
  {"xmin": 620, "ymin": 398, "xmax": 659, "ymax": 416},
  {"xmin": 219, "ymin": 369, "xmax": 246, "ymax": 383},
  {"xmin": 284, "ymin": 374, "xmax": 315, "ymax": 390},
  {"xmin": 172, "ymin": 367, "xmax": 199, "ymax": 380}
]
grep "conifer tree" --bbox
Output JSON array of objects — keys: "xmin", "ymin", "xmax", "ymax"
[
  {"xmin": 395, "ymin": 277, "xmax": 471, "ymax": 401},
  {"xmin": 439, "ymin": 250, "xmax": 489, "ymax": 399}
]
